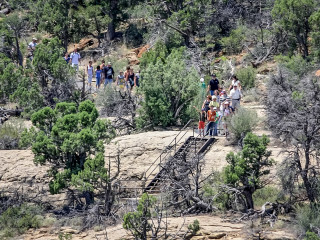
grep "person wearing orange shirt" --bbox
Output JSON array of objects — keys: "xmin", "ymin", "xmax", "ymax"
[{"xmin": 207, "ymin": 106, "xmax": 219, "ymax": 136}]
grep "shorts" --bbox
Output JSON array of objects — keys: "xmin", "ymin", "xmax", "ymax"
[
  {"xmin": 96, "ymin": 77, "xmax": 101, "ymax": 86},
  {"xmin": 104, "ymin": 78, "xmax": 113, "ymax": 85},
  {"xmin": 88, "ymin": 75, "xmax": 93, "ymax": 83},
  {"xmin": 198, "ymin": 121, "xmax": 205, "ymax": 129},
  {"xmin": 72, "ymin": 63, "xmax": 79, "ymax": 71}
]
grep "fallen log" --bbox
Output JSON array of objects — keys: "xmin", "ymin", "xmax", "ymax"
[{"xmin": 0, "ymin": 108, "xmax": 23, "ymax": 117}]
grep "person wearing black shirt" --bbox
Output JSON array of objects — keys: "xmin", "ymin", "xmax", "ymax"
[
  {"xmin": 207, "ymin": 74, "xmax": 219, "ymax": 96},
  {"xmin": 104, "ymin": 62, "xmax": 114, "ymax": 86}
]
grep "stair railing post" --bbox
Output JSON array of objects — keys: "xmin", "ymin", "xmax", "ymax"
[{"xmin": 175, "ymin": 138, "xmax": 176, "ymax": 152}]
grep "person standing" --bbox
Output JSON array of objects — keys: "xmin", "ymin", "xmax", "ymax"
[
  {"xmin": 70, "ymin": 48, "xmax": 81, "ymax": 71},
  {"xmin": 202, "ymin": 95, "xmax": 212, "ymax": 113},
  {"xmin": 207, "ymin": 106, "xmax": 219, "ymax": 137},
  {"xmin": 117, "ymin": 71, "xmax": 126, "ymax": 90},
  {"xmin": 96, "ymin": 66, "xmax": 102, "ymax": 90},
  {"xmin": 64, "ymin": 53, "xmax": 70, "ymax": 64},
  {"xmin": 135, "ymin": 70, "xmax": 140, "ymax": 87},
  {"xmin": 104, "ymin": 62, "xmax": 114, "ymax": 86},
  {"xmin": 27, "ymin": 38, "xmax": 37, "ymax": 60},
  {"xmin": 228, "ymin": 75, "xmax": 242, "ymax": 91},
  {"xmin": 100, "ymin": 60, "xmax": 105, "ymax": 87},
  {"xmin": 200, "ymin": 77, "xmax": 206, "ymax": 100},
  {"xmin": 207, "ymin": 74, "xmax": 219, "ymax": 96},
  {"xmin": 127, "ymin": 68, "xmax": 135, "ymax": 91},
  {"xmin": 124, "ymin": 66, "xmax": 131, "ymax": 91},
  {"xmin": 193, "ymin": 106, "xmax": 206, "ymax": 137},
  {"xmin": 87, "ymin": 61, "xmax": 94, "ymax": 88},
  {"xmin": 230, "ymin": 84, "xmax": 242, "ymax": 110}
]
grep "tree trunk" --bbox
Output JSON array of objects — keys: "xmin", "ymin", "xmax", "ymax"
[
  {"xmin": 301, "ymin": 170, "xmax": 315, "ymax": 203},
  {"xmin": 83, "ymin": 191, "xmax": 94, "ymax": 205},
  {"xmin": 107, "ymin": 21, "xmax": 115, "ymax": 41},
  {"xmin": 14, "ymin": 32, "xmax": 23, "ymax": 66},
  {"xmin": 243, "ymin": 188, "xmax": 254, "ymax": 210},
  {"xmin": 107, "ymin": 0, "xmax": 117, "ymax": 41}
]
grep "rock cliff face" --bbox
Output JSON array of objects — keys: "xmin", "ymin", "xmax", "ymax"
[{"xmin": 0, "ymin": 130, "xmax": 191, "ymax": 205}]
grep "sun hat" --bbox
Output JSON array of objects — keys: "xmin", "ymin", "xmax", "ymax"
[
  {"xmin": 224, "ymin": 101, "xmax": 230, "ymax": 105},
  {"xmin": 108, "ymin": 62, "xmax": 111, "ymax": 65},
  {"xmin": 212, "ymin": 95, "xmax": 217, "ymax": 99},
  {"xmin": 233, "ymin": 84, "xmax": 238, "ymax": 87},
  {"xmin": 213, "ymin": 107, "xmax": 217, "ymax": 110},
  {"xmin": 200, "ymin": 78, "xmax": 204, "ymax": 82},
  {"xmin": 32, "ymin": 37, "xmax": 37, "ymax": 41}
]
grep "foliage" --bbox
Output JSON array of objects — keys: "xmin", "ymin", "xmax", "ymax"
[
  {"xmin": 272, "ymin": 0, "xmax": 315, "ymax": 58},
  {"xmin": 296, "ymin": 204, "xmax": 320, "ymax": 237},
  {"xmin": 304, "ymin": 231, "xmax": 320, "ymax": 240},
  {"xmin": 228, "ymin": 107, "xmax": 258, "ymax": 141},
  {"xmin": 224, "ymin": 133, "xmax": 274, "ymax": 209},
  {"xmin": 267, "ymin": 67, "xmax": 320, "ymax": 203},
  {"xmin": 252, "ymin": 186, "xmax": 282, "ymax": 207},
  {"xmin": 123, "ymin": 193, "xmax": 157, "ymax": 240},
  {"xmin": 0, "ymin": 204, "xmax": 43, "ymax": 238},
  {"xmin": 138, "ymin": 44, "xmax": 200, "ymax": 127},
  {"xmin": 0, "ymin": 118, "xmax": 25, "ymax": 150},
  {"xmin": 0, "ymin": 53, "xmax": 24, "ymax": 102},
  {"xmin": 125, "ymin": 23, "xmax": 147, "ymax": 48},
  {"xmin": 20, "ymin": 100, "xmax": 115, "ymax": 202},
  {"xmin": 221, "ymin": 26, "xmax": 247, "ymax": 54},
  {"xmin": 188, "ymin": 219, "xmax": 200, "ymax": 235},
  {"xmin": 236, "ymin": 66, "xmax": 256, "ymax": 89},
  {"xmin": 58, "ymin": 233, "xmax": 72, "ymax": 240},
  {"xmin": 274, "ymin": 55, "xmax": 312, "ymax": 77},
  {"xmin": 11, "ymin": 37, "xmax": 76, "ymax": 116}
]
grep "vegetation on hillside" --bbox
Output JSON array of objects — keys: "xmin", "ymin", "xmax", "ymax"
[{"xmin": 1, "ymin": 0, "xmax": 320, "ymax": 239}]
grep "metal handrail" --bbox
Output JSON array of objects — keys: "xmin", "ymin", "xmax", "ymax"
[
  {"xmin": 143, "ymin": 119, "xmax": 194, "ymax": 182},
  {"xmin": 157, "ymin": 122, "xmax": 210, "ymax": 174}
]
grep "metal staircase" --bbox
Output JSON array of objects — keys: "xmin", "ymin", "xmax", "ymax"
[
  {"xmin": 144, "ymin": 135, "xmax": 215, "ymax": 192},
  {"xmin": 117, "ymin": 120, "xmax": 216, "ymax": 196}
]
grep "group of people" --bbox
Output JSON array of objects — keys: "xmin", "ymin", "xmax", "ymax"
[
  {"xmin": 195, "ymin": 74, "xmax": 243, "ymax": 137},
  {"xmin": 64, "ymin": 48, "xmax": 140, "ymax": 91}
]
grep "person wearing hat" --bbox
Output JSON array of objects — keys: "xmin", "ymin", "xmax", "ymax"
[
  {"xmin": 207, "ymin": 105, "xmax": 219, "ymax": 137},
  {"xmin": 193, "ymin": 106, "xmax": 206, "ymax": 137},
  {"xmin": 104, "ymin": 62, "xmax": 114, "ymax": 86},
  {"xmin": 229, "ymin": 84, "xmax": 242, "ymax": 110},
  {"xmin": 207, "ymin": 74, "xmax": 219, "ymax": 96},
  {"xmin": 221, "ymin": 101, "xmax": 232, "ymax": 136},
  {"xmin": 27, "ymin": 38, "xmax": 37, "ymax": 60},
  {"xmin": 200, "ymin": 77, "xmax": 206, "ymax": 100},
  {"xmin": 28, "ymin": 38, "xmax": 37, "ymax": 50},
  {"xmin": 209, "ymin": 95, "xmax": 219, "ymax": 108}
]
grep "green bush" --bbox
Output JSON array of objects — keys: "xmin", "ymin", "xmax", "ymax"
[
  {"xmin": 304, "ymin": 231, "xmax": 320, "ymax": 240},
  {"xmin": 296, "ymin": 204, "xmax": 320, "ymax": 237},
  {"xmin": 124, "ymin": 23, "xmax": 147, "ymax": 48},
  {"xmin": 138, "ymin": 44, "xmax": 200, "ymax": 127},
  {"xmin": 221, "ymin": 26, "xmax": 247, "ymax": 54},
  {"xmin": 252, "ymin": 186, "xmax": 282, "ymax": 207},
  {"xmin": 236, "ymin": 66, "xmax": 256, "ymax": 89},
  {"xmin": 228, "ymin": 107, "xmax": 258, "ymax": 141},
  {"xmin": 188, "ymin": 219, "xmax": 200, "ymax": 235},
  {"xmin": 274, "ymin": 55, "xmax": 312, "ymax": 77},
  {"xmin": 123, "ymin": 193, "xmax": 157, "ymax": 239},
  {"xmin": 0, "ymin": 204, "xmax": 43, "ymax": 238},
  {"xmin": 0, "ymin": 118, "xmax": 25, "ymax": 150}
]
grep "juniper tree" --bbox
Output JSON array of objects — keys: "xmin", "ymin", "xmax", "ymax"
[
  {"xmin": 224, "ymin": 133, "xmax": 274, "ymax": 210},
  {"xmin": 21, "ymin": 100, "xmax": 116, "ymax": 205},
  {"xmin": 267, "ymin": 66, "xmax": 320, "ymax": 204}
]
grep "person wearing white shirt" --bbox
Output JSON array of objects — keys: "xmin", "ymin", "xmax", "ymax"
[
  {"xmin": 228, "ymin": 75, "xmax": 242, "ymax": 91},
  {"xmin": 230, "ymin": 84, "xmax": 242, "ymax": 110},
  {"xmin": 70, "ymin": 48, "xmax": 81, "ymax": 71}
]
